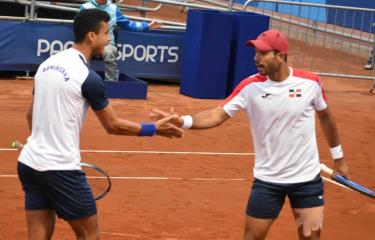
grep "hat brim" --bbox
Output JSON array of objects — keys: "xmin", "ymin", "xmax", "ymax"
[{"xmin": 246, "ymin": 39, "xmax": 273, "ymax": 51}]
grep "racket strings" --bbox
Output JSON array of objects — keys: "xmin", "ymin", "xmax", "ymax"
[{"xmin": 82, "ymin": 163, "xmax": 111, "ymax": 201}]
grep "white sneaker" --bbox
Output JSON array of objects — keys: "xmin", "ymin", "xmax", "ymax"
[{"xmin": 364, "ymin": 64, "xmax": 373, "ymax": 70}]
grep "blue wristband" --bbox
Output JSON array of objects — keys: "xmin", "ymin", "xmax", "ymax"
[{"xmin": 140, "ymin": 123, "xmax": 156, "ymax": 136}]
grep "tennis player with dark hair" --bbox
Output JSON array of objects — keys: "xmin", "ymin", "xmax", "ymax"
[
  {"xmin": 17, "ymin": 9, "xmax": 183, "ymax": 240},
  {"xmin": 151, "ymin": 30, "xmax": 349, "ymax": 240}
]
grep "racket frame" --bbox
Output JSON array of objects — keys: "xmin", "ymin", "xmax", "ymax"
[
  {"xmin": 320, "ymin": 163, "xmax": 375, "ymax": 199},
  {"xmin": 81, "ymin": 162, "xmax": 112, "ymax": 201},
  {"xmin": 12, "ymin": 140, "xmax": 111, "ymax": 201}
]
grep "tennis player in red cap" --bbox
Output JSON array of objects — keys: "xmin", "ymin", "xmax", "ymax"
[{"xmin": 151, "ymin": 29, "xmax": 349, "ymax": 240}]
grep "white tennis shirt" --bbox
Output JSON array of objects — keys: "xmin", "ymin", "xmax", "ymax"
[
  {"xmin": 18, "ymin": 48, "xmax": 109, "ymax": 171},
  {"xmin": 221, "ymin": 68, "xmax": 328, "ymax": 183}
]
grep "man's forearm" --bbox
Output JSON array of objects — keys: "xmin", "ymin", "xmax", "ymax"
[
  {"xmin": 189, "ymin": 107, "xmax": 230, "ymax": 129},
  {"xmin": 320, "ymin": 117, "xmax": 340, "ymax": 147},
  {"xmin": 318, "ymin": 108, "xmax": 341, "ymax": 147},
  {"xmin": 26, "ymin": 101, "xmax": 33, "ymax": 133}
]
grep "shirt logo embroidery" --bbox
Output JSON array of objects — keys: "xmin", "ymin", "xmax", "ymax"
[
  {"xmin": 261, "ymin": 93, "xmax": 271, "ymax": 99},
  {"xmin": 42, "ymin": 65, "xmax": 70, "ymax": 81},
  {"xmin": 289, "ymin": 89, "xmax": 302, "ymax": 98}
]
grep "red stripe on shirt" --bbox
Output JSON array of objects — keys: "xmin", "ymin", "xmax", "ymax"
[
  {"xmin": 293, "ymin": 68, "xmax": 328, "ymax": 101},
  {"xmin": 220, "ymin": 74, "xmax": 267, "ymax": 107}
]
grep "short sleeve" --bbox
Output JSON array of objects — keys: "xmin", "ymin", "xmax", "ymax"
[
  {"xmin": 220, "ymin": 82, "xmax": 250, "ymax": 117},
  {"xmin": 81, "ymin": 69, "xmax": 109, "ymax": 111},
  {"xmin": 313, "ymin": 79, "xmax": 328, "ymax": 111}
]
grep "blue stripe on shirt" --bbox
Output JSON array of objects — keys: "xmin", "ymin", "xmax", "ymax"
[{"xmin": 81, "ymin": 69, "xmax": 109, "ymax": 111}]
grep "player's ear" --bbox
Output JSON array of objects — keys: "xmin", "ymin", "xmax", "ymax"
[
  {"xmin": 278, "ymin": 52, "xmax": 287, "ymax": 62},
  {"xmin": 86, "ymin": 31, "xmax": 96, "ymax": 43}
]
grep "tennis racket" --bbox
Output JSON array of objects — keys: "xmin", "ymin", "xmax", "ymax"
[
  {"xmin": 12, "ymin": 140, "xmax": 111, "ymax": 201},
  {"xmin": 320, "ymin": 163, "xmax": 375, "ymax": 199}
]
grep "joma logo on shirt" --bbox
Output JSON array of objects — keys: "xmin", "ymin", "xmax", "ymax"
[{"xmin": 289, "ymin": 89, "xmax": 302, "ymax": 98}]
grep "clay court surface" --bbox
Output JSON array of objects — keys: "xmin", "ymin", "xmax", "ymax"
[{"xmin": 0, "ymin": 76, "xmax": 374, "ymax": 240}]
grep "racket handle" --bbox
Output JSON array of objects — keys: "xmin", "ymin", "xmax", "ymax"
[
  {"xmin": 11, "ymin": 140, "xmax": 24, "ymax": 150},
  {"xmin": 320, "ymin": 163, "xmax": 333, "ymax": 176}
]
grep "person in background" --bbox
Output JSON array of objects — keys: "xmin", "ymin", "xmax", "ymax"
[
  {"xmin": 363, "ymin": 49, "xmax": 374, "ymax": 70},
  {"xmin": 80, "ymin": 0, "xmax": 162, "ymax": 81}
]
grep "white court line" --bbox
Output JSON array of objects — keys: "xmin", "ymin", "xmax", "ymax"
[
  {"xmin": 101, "ymin": 231, "xmax": 142, "ymax": 238},
  {"xmin": 2, "ymin": 147, "xmax": 349, "ymax": 185},
  {"xmin": 0, "ymin": 148, "xmax": 17, "ymax": 151},
  {"xmin": 0, "ymin": 147, "xmax": 255, "ymax": 156},
  {"xmin": 0, "ymin": 174, "xmax": 246, "ymax": 181},
  {"xmin": 0, "ymin": 175, "xmax": 354, "ymax": 185}
]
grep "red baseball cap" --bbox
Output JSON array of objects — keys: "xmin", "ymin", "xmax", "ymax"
[{"xmin": 246, "ymin": 29, "xmax": 288, "ymax": 53}]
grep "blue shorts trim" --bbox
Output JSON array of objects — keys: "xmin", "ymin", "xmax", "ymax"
[
  {"xmin": 17, "ymin": 162, "xmax": 97, "ymax": 221},
  {"xmin": 246, "ymin": 175, "xmax": 324, "ymax": 219}
]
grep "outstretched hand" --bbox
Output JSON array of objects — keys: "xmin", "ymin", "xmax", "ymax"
[
  {"xmin": 155, "ymin": 113, "xmax": 184, "ymax": 138},
  {"xmin": 148, "ymin": 21, "xmax": 163, "ymax": 29},
  {"xmin": 11, "ymin": 140, "xmax": 24, "ymax": 150},
  {"xmin": 150, "ymin": 108, "xmax": 183, "ymax": 127}
]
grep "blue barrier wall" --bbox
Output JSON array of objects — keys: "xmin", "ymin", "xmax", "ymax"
[
  {"xmin": 180, "ymin": 10, "xmax": 234, "ymax": 99},
  {"xmin": 242, "ymin": 0, "xmax": 327, "ymax": 22},
  {"xmin": 240, "ymin": 0, "xmax": 375, "ymax": 33},
  {"xmin": 0, "ymin": 20, "xmax": 184, "ymax": 80},
  {"xmin": 226, "ymin": 12, "xmax": 269, "ymax": 93},
  {"xmin": 327, "ymin": 0, "xmax": 375, "ymax": 34},
  {"xmin": 180, "ymin": 10, "xmax": 269, "ymax": 99},
  {"xmin": 104, "ymin": 73, "xmax": 147, "ymax": 99}
]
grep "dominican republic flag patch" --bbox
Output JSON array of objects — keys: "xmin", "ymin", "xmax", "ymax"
[{"xmin": 289, "ymin": 88, "xmax": 302, "ymax": 98}]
